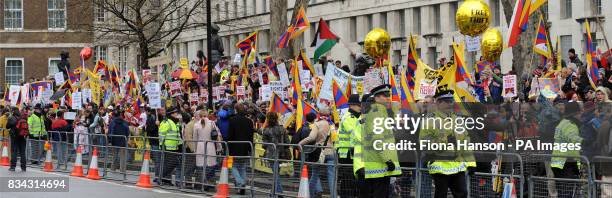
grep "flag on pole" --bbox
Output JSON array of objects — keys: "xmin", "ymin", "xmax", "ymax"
[
  {"xmin": 506, "ymin": 0, "xmax": 528, "ymax": 48},
  {"xmin": 310, "ymin": 18, "xmax": 338, "ymax": 62},
  {"xmin": 269, "ymin": 92, "xmax": 292, "ymax": 114},
  {"xmin": 533, "ymin": 16, "xmax": 552, "ymax": 58},
  {"xmin": 406, "ymin": 33, "xmax": 418, "ymax": 91},
  {"xmin": 296, "ymin": 50, "xmax": 315, "ymax": 76},
  {"xmin": 291, "ymin": 60, "xmax": 302, "ymax": 105},
  {"xmin": 236, "ymin": 31, "xmax": 258, "ymax": 54},
  {"xmin": 585, "ymin": 20, "xmax": 600, "ymax": 89},
  {"xmin": 528, "ymin": 0, "xmax": 548, "ymax": 15},
  {"xmin": 296, "ymin": 99, "xmax": 318, "ymax": 130},
  {"xmin": 276, "ymin": 6, "xmax": 310, "ymax": 48},
  {"xmin": 519, "ymin": 0, "xmax": 532, "ymax": 32},
  {"xmin": 399, "ymin": 67, "xmax": 417, "ymax": 112},
  {"xmin": 454, "ymin": 42, "xmax": 474, "ymax": 85},
  {"xmin": 387, "ymin": 64, "xmax": 401, "ymax": 102},
  {"xmin": 332, "ymin": 80, "xmax": 349, "ymax": 109}
]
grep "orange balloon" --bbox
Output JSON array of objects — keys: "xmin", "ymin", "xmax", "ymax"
[{"xmin": 80, "ymin": 47, "xmax": 93, "ymax": 60}]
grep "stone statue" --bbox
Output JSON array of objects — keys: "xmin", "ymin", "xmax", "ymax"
[
  {"xmin": 209, "ymin": 24, "xmax": 224, "ymax": 67},
  {"xmin": 352, "ymin": 53, "xmax": 375, "ymax": 76}
]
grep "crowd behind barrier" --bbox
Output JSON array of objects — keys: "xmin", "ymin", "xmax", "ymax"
[{"xmin": 4, "ymin": 128, "xmax": 612, "ymax": 197}]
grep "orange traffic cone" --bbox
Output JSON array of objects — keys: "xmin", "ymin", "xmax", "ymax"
[
  {"xmin": 43, "ymin": 141, "xmax": 54, "ymax": 172},
  {"xmin": 297, "ymin": 165, "xmax": 310, "ymax": 198},
  {"xmin": 86, "ymin": 147, "xmax": 101, "ymax": 180},
  {"xmin": 70, "ymin": 145, "xmax": 84, "ymax": 177},
  {"xmin": 213, "ymin": 158, "xmax": 230, "ymax": 198},
  {"xmin": 136, "ymin": 150, "xmax": 152, "ymax": 188},
  {"xmin": 0, "ymin": 140, "xmax": 10, "ymax": 166}
]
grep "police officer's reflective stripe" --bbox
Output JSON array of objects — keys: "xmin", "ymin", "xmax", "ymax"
[
  {"xmin": 428, "ymin": 162, "xmax": 467, "ymax": 175},
  {"xmin": 365, "ymin": 166, "xmax": 401, "ymax": 175},
  {"xmin": 339, "ymin": 129, "xmax": 353, "ymax": 135}
]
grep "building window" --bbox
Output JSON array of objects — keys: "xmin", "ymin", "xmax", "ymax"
[
  {"xmin": 367, "ymin": 14, "xmax": 373, "ymax": 31},
  {"xmin": 5, "ymin": 58, "xmax": 24, "ymax": 85},
  {"xmin": 561, "ymin": 0, "xmax": 572, "ymax": 19},
  {"xmin": 413, "ymin": 7, "xmax": 421, "ymax": 34},
  {"xmin": 350, "ymin": 17, "xmax": 357, "ymax": 42},
  {"xmin": 428, "ymin": 47, "xmax": 437, "ymax": 68},
  {"xmin": 48, "ymin": 0, "xmax": 66, "ymax": 30},
  {"xmin": 225, "ymin": 1, "xmax": 229, "ymax": 19},
  {"xmin": 490, "ymin": 0, "xmax": 500, "ymax": 26},
  {"xmin": 48, "ymin": 58, "xmax": 61, "ymax": 76},
  {"xmin": 399, "ymin": 10, "xmax": 405, "ymax": 37},
  {"xmin": 4, "ymin": 0, "xmax": 23, "ymax": 30},
  {"xmin": 251, "ymin": 0, "xmax": 256, "ymax": 15},
  {"xmin": 242, "ymin": 0, "xmax": 247, "ymax": 17},
  {"xmin": 263, "ymin": 0, "xmax": 267, "ymax": 12},
  {"xmin": 560, "ymin": 35, "xmax": 572, "ymax": 58},
  {"xmin": 380, "ymin": 12, "xmax": 387, "ymax": 30},
  {"xmin": 93, "ymin": 46, "xmax": 108, "ymax": 61},
  {"xmin": 592, "ymin": 0, "xmax": 602, "ymax": 15},
  {"xmin": 433, "ymin": 4, "xmax": 441, "ymax": 33},
  {"xmin": 118, "ymin": 46, "xmax": 128, "ymax": 74},
  {"xmin": 95, "ymin": 4, "xmax": 105, "ymax": 22},
  {"xmin": 450, "ymin": 2, "xmax": 458, "ymax": 30}
]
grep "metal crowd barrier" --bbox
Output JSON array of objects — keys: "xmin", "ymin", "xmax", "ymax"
[
  {"xmin": 527, "ymin": 154, "xmax": 592, "ymax": 198},
  {"xmin": 592, "ymin": 156, "xmax": 612, "ymax": 198}
]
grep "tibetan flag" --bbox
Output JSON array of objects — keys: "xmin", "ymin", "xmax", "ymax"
[
  {"xmin": 310, "ymin": 18, "xmax": 338, "ymax": 62},
  {"xmin": 528, "ymin": 0, "xmax": 548, "ymax": 15},
  {"xmin": 236, "ymin": 31, "xmax": 258, "ymax": 55},
  {"xmin": 30, "ymin": 81, "xmax": 52, "ymax": 99},
  {"xmin": 399, "ymin": 67, "xmax": 417, "ymax": 112},
  {"xmin": 454, "ymin": 42, "xmax": 474, "ymax": 85},
  {"xmin": 291, "ymin": 60, "xmax": 302, "ymax": 105},
  {"xmin": 533, "ymin": 16, "xmax": 552, "ymax": 58},
  {"xmin": 276, "ymin": 6, "xmax": 310, "ymax": 48},
  {"xmin": 345, "ymin": 75, "xmax": 352, "ymax": 95},
  {"xmin": 585, "ymin": 20, "xmax": 600, "ymax": 89},
  {"xmin": 266, "ymin": 56, "xmax": 280, "ymax": 79},
  {"xmin": 93, "ymin": 60, "xmax": 108, "ymax": 79},
  {"xmin": 269, "ymin": 92, "xmax": 292, "ymax": 114},
  {"xmin": 295, "ymin": 99, "xmax": 318, "ymax": 130},
  {"xmin": 475, "ymin": 61, "xmax": 489, "ymax": 76},
  {"xmin": 519, "ymin": 0, "xmax": 531, "ymax": 32},
  {"xmin": 290, "ymin": 6, "xmax": 310, "ymax": 40},
  {"xmin": 332, "ymin": 80, "xmax": 349, "ymax": 109},
  {"xmin": 387, "ymin": 64, "xmax": 401, "ymax": 102},
  {"xmin": 406, "ymin": 33, "xmax": 418, "ymax": 91},
  {"xmin": 506, "ymin": 0, "xmax": 527, "ymax": 48},
  {"xmin": 296, "ymin": 50, "xmax": 315, "ymax": 76}
]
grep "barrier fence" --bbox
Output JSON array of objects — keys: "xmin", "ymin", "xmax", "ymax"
[{"xmin": 0, "ymin": 131, "xmax": 609, "ymax": 197}]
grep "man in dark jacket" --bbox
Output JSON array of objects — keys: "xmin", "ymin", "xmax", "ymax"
[
  {"xmin": 7, "ymin": 107, "xmax": 26, "ymax": 171},
  {"xmin": 227, "ymin": 103, "xmax": 255, "ymax": 195},
  {"xmin": 109, "ymin": 109, "xmax": 129, "ymax": 172},
  {"xmin": 145, "ymin": 108, "xmax": 162, "ymax": 183},
  {"xmin": 50, "ymin": 111, "xmax": 70, "ymax": 166}
]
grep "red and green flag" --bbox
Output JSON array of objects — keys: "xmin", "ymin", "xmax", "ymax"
[{"xmin": 310, "ymin": 18, "xmax": 338, "ymax": 62}]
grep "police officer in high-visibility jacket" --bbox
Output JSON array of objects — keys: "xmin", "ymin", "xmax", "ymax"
[
  {"xmin": 336, "ymin": 94, "xmax": 362, "ymax": 197},
  {"xmin": 420, "ymin": 93, "xmax": 474, "ymax": 198},
  {"xmin": 550, "ymin": 102, "xmax": 582, "ymax": 197},
  {"xmin": 360, "ymin": 84, "xmax": 401, "ymax": 198},
  {"xmin": 159, "ymin": 107, "xmax": 183, "ymax": 185},
  {"xmin": 28, "ymin": 103, "xmax": 47, "ymax": 164}
]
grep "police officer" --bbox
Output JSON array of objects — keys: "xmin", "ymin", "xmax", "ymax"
[
  {"xmin": 28, "ymin": 103, "xmax": 47, "ymax": 164},
  {"xmin": 420, "ymin": 93, "xmax": 473, "ymax": 198},
  {"xmin": 360, "ymin": 84, "xmax": 401, "ymax": 198},
  {"xmin": 337, "ymin": 94, "xmax": 362, "ymax": 197},
  {"xmin": 159, "ymin": 107, "xmax": 183, "ymax": 185}
]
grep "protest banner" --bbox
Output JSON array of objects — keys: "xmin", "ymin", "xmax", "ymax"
[
  {"xmin": 199, "ymin": 88, "xmax": 208, "ymax": 104},
  {"xmin": 236, "ymin": 86, "xmax": 246, "ymax": 101},
  {"xmin": 269, "ymin": 81, "xmax": 286, "ymax": 99},
  {"xmin": 277, "ymin": 63, "xmax": 290, "ymax": 86},
  {"xmin": 72, "ymin": 91, "xmax": 82, "ymax": 110},
  {"xmin": 20, "ymin": 85, "xmax": 29, "ymax": 105},
  {"xmin": 218, "ymin": 85, "xmax": 227, "ymax": 100},
  {"xmin": 180, "ymin": 57, "xmax": 189, "ymax": 68},
  {"xmin": 418, "ymin": 80, "xmax": 437, "ymax": 99},
  {"xmin": 233, "ymin": 53, "xmax": 241, "ymax": 64},
  {"xmin": 260, "ymin": 84, "xmax": 271, "ymax": 101},
  {"xmin": 364, "ymin": 69, "xmax": 383, "ymax": 94},
  {"xmin": 54, "ymin": 72, "xmax": 65, "ymax": 85},
  {"xmin": 169, "ymin": 81, "xmax": 182, "ymax": 97},
  {"xmin": 502, "ymin": 75, "xmax": 517, "ymax": 98},
  {"xmin": 212, "ymin": 86, "xmax": 220, "ymax": 101},
  {"xmin": 148, "ymin": 83, "xmax": 162, "ymax": 109},
  {"xmin": 189, "ymin": 92, "xmax": 199, "ymax": 105},
  {"xmin": 319, "ymin": 66, "xmax": 365, "ymax": 100},
  {"xmin": 82, "ymin": 89, "xmax": 92, "ymax": 104},
  {"xmin": 8, "ymin": 85, "xmax": 20, "ymax": 106},
  {"xmin": 466, "ymin": 35, "xmax": 481, "ymax": 52},
  {"xmin": 142, "ymin": 69, "xmax": 152, "ymax": 84}
]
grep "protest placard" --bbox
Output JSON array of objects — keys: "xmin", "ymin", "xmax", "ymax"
[
  {"xmin": 503, "ymin": 75, "xmax": 517, "ymax": 98},
  {"xmin": 8, "ymin": 85, "xmax": 20, "ymax": 106},
  {"xmin": 169, "ymin": 81, "xmax": 182, "ymax": 97},
  {"xmin": 277, "ymin": 63, "xmax": 290, "ymax": 86},
  {"xmin": 269, "ymin": 81, "xmax": 286, "ymax": 99},
  {"xmin": 233, "ymin": 54, "xmax": 242, "ymax": 63},
  {"xmin": 418, "ymin": 81, "xmax": 437, "ymax": 99},
  {"xmin": 314, "ymin": 64, "xmax": 324, "ymax": 77},
  {"xmin": 54, "ymin": 72, "xmax": 65, "ymax": 85},
  {"xmin": 199, "ymin": 88, "xmax": 208, "ymax": 104},
  {"xmin": 142, "ymin": 69, "xmax": 152, "ymax": 83},
  {"xmin": 260, "ymin": 84, "xmax": 271, "ymax": 101},
  {"xmin": 82, "ymin": 89, "xmax": 92, "ymax": 104},
  {"xmin": 72, "ymin": 91, "xmax": 82, "ymax": 110},
  {"xmin": 236, "ymin": 86, "xmax": 246, "ymax": 101},
  {"xmin": 319, "ymin": 66, "xmax": 365, "ymax": 100},
  {"xmin": 148, "ymin": 83, "xmax": 162, "ymax": 109},
  {"xmin": 466, "ymin": 35, "xmax": 481, "ymax": 52},
  {"xmin": 190, "ymin": 92, "xmax": 199, "ymax": 105}
]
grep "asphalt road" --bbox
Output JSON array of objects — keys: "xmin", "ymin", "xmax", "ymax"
[{"xmin": 0, "ymin": 166, "xmax": 204, "ymax": 198}]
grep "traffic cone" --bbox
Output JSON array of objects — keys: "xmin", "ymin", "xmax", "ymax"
[
  {"xmin": 86, "ymin": 147, "xmax": 101, "ymax": 180},
  {"xmin": 136, "ymin": 150, "xmax": 152, "ymax": 188},
  {"xmin": 0, "ymin": 140, "xmax": 10, "ymax": 166},
  {"xmin": 43, "ymin": 141, "xmax": 54, "ymax": 172},
  {"xmin": 297, "ymin": 165, "xmax": 310, "ymax": 198},
  {"xmin": 70, "ymin": 145, "xmax": 84, "ymax": 177},
  {"xmin": 213, "ymin": 158, "xmax": 230, "ymax": 198}
]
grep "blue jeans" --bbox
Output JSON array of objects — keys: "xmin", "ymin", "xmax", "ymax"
[
  {"xmin": 231, "ymin": 158, "xmax": 248, "ymax": 187},
  {"xmin": 52, "ymin": 142, "xmax": 67, "ymax": 166},
  {"xmin": 309, "ymin": 155, "xmax": 335, "ymax": 196},
  {"xmin": 269, "ymin": 161, "xmax": 283, "ymax": 194}
]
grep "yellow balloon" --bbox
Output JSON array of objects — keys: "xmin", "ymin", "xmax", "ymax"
[
  {"xmin": 364, "ymin": 28, "xmax": 391, "ymax": 58},
  {"xmin": 456, "ymin": 0, "xmax": 491, "ymax": 36},
  {"xmin": 481, "ymin": 28, "xmax": 503, "ymax": 62}
]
